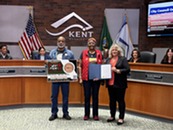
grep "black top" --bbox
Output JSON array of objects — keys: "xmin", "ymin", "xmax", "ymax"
[
  {"xmin": 0, "ymin": 53, "xmax": 12, "ymax": 59},
  {"xmin": 128, "ymin": 57, "xmax": 142, "ymax": 63},
  {"xmin": 106, "ymin": 56, "xmax": 130, "ymax": 88}
]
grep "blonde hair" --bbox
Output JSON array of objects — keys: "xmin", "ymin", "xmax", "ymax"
[{"xmin": 108, "ymin": 44, "xmax": 124, "ymax": 58}]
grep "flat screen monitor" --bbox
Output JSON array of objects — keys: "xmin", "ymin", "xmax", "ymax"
[{"xmin": 147, "ymin": 1, "xmax": 173, "ymax": 37}]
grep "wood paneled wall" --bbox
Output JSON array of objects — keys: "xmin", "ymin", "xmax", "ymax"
[{"xmin": 0, "ymin": 0, "xmax": 173, "ymax": 50}]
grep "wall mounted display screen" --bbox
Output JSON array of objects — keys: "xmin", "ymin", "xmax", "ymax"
[{"xmin": 147, "ymin": 1, "xmax": 173, "ymax": 37}]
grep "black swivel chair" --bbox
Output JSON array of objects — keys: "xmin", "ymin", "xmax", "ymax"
[
  {"xmin": 140, "ymin": 51, "xmax": 156, "ymax": 63},
  {"xmin": 30, "ymin": 50, "xmax": 39, "ymax": 59}
]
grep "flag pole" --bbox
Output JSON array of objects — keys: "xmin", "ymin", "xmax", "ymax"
[
  {"xmin": 27, "ymin": 6, "xmax": 33, "ymax": 14},
  {"xmin": 18, "ymin": 43, "xmax": 27, "ymax": 59},
  {"xmin": 125, "ymin": 13, "xmax": 133, "ymax": 46},
  {"xmin": 27, "ymin": 6, "xmax": 44, "ymax": 48}
]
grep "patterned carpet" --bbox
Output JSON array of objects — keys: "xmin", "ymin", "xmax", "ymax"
[{"xmin": 0, "ymin": 106, "xmax": 172, "ymax": 130}]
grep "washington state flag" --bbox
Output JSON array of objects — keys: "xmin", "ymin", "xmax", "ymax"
[{"xmin": 99, "ymin": 16, "xmax": 112, "ymax": 51}]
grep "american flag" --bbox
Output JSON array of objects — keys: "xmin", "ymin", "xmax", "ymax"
[{"xmin": 19, "ymin": 14, "xmax": 43, "ymax": 59}]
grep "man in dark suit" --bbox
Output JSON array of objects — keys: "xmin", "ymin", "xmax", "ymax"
[{"xmin": 0, "ymin": 44, "xmax": 12, "ymax": 59}]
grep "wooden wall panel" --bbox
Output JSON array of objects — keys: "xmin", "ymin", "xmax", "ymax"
[
  {"xmin": 1, "ymin": 0, "xmax": 173, "ymax": 50},
  {"xmin": 68, "ymin": 82, "xmax": 83, "ymax": 104},
  {"xmin": 0, "ymin": 78, "xmax": 22, "ymax": 106},
  {"xmin": 99, "ymin": 85, "xmax": 109, "ymax": 106},
  {"xmin": 126, "ymin": 81, "xmax": 173, "ymax": 120},
  {"xmin": 23, "ymin": 77, "xmax": 51, "ymax": 104}
]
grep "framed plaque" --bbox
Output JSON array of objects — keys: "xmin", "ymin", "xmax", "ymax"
[{"xmin": 46, "ymin": 60, "xmax": 78, "ymax": 82}]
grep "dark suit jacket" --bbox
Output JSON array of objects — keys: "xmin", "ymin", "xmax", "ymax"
[
  {"xmin": 34, "ymin": 53, "xmax": 51, "ymax": 60},
  {"xmin": 0, "ymin": 53, "xmax": 12, "ymax": 59},
  {"xmin": 128, "ymin": 57, "xmax": 142, "ymax": 62},
  {"xmin": 106, "ymin": 56, "xmax": 130, "ymax": 88}
]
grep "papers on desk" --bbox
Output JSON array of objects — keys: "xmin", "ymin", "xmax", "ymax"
[{"xmin": 89, "ymin": 64, "xmax": 111, "ymax": 80}]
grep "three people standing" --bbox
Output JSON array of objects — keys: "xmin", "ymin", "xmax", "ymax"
[{"xmin": 48, "ymin": 36, "xmax": 130, "ymax": 126}]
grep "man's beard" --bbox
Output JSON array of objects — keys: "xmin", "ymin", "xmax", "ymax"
[{"xmin": 57, "ymin": 43, "xmax": 65, "ymax": 49}]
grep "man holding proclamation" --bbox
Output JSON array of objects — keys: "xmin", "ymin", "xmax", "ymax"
[{"xmin": 48, "ymin": 36, "xmax": 75, "ymax": 121}]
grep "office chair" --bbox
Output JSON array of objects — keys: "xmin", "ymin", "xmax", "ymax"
[
  {"xmin": 30, "ymin": 50, "xmax": 39, "ymax": 59},
  {"xmin": 140, "ymin": 51, "xmax": 156, "ymax": 63}
]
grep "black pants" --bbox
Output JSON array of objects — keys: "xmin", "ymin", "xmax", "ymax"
[
  {"xmin": 107, "ymin": 86, "xmax": 126, "ymax": 119},
  {"xmin": 83, "ymin": 80, "xmax": 100, "ymax": 117}
]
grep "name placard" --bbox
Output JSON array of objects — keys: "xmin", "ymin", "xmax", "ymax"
[
  {"xmin": 129, "ymin": 70, "xmax": 173, "ymax": 84},
  {"xmin": 0, "ymin": 66, "xmax": 47, "ymax": 77}
]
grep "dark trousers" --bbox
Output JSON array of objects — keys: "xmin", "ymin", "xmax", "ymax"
[
  {"xmin": 107, "ymin": 86, "xmax": 126, "ymax": 119},
  {"xmin": 83, "ymin": 80, "xmax": 100, "ymax": 117},
  {"xmin": 51, "ymin": 82, "xmax": 69, "ymax": 116}
]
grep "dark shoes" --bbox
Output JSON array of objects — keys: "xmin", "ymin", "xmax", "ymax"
[
  {"xmin": 93, "ymin": 116, "xmax": 99, "ymax": 121},
  {"xmin": 117, "ymin": 119, "xmax": 124, "ymax": 125},
  {"xmin": 63, "ymin": 114, "xmax": 72, "ymax": 120},
  {"xmin": 107, "ymin": 117, "xmax": 115, "ymax": 122},
  {"xmin": 49, "ymin": 114, "xmax": 58, "ymax": 121},
  {"xmin": 49, "ymin": 114, "xmax": 71, "ymax": 121},
  {"xmin": 84, "ymin": 116, "xmax": 99, "ymax": 121},
  {"xmin": 83, "ymin": 116, "xmax": 89, "ymax": 120},
  {"xmin": 107, "ymin": 117, "xmax": 124, "ymax": 125}
]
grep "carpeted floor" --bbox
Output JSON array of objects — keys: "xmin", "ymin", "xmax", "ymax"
[{"xmin": 0, "ymin": 106, "xmax": 172, "ymax": 130}]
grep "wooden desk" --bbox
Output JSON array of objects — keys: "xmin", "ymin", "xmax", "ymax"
[
  {"xmin": 0, "ymin": 60, "xmax": 82, "ymax": 106},
  {"xmin": 129, "ymin": 62, "xmax": 173, "ymax": 72},
  {"xmin": 125, "ymin": 63, "xmax": 173, "ymax": 120},
  {"xmin": 0, "ymin": 61, "xmax": 173, "ymax": 120}
]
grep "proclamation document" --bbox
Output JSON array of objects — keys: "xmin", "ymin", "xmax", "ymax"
[
  {"xmin": 89, "ymin": 64, "xmax": 111, "ymax": 80},
  {"xmin": 100, "ymin": 64, "xmax": 111, "ymax": 79}
]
